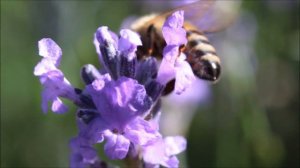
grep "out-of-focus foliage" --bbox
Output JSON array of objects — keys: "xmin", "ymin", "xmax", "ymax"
[{"xmin": 1, "ymin": 1, "xmax": 299, "ymax": 167}]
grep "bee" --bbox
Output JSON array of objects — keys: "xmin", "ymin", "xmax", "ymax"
[{"xmin": 128, "ymin": 0, "xmax": 239, "ymax": 84}]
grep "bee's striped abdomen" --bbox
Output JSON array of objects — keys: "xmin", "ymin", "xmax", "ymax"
[{"xmin": 184, "ymin": 30, "xmax": 221, "ymax": 81}]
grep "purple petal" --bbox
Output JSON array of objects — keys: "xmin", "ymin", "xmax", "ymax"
[
  {"xmin": 167, "ymin": 79, "xmax": 211, "ymax": 105},
  {"xmin": 96, "ymin": 26, "xmax": 115, "ymax": 45},
  {"xmin": 156, "ymin": 46, "xmax": 178, "ymax": 85},
  {"xmin": 69, "ymin": 137, "xmax": 100, "ymax": 168},
  {"xmin": 70, "ymin": 153, "xmax": 85, "ymax": 168},
  {"xmin": 156, "ymin": 59, "xmax": 176, "ymax": 85},
  {"xmin": 119, "ymin": 29, "xmax": 142, "ymax": 48},
  {"xmin": 41, "ymin": 70, "xmax": 74, "ymax": 98},
  {"xmin": 142, "ymin": 135, "xmax": 185, "ymax": 168},
  {"xmin": 41, "ymin": 89, "xmax": 51, "ymax": 113},
  {"xmin": 34, "ymin": 58, "xmax": 57, "ymax": 76},
  {"xmin": 162, "ymin": 27, "xmax": 186, "ymax": 46},
  {"xmin": 162, "ymin": 45, "xmax": 179, "ymax": 64},
  {"xmin": 174, "ymin": 54, "xmax": 196, "ymax": 94},
  {"xmin": 90, "ymin": 74, "xmax": 108, "ymax": 91},
  {"xmin": 143, "ymin": 139, "xmax": 166, "ymax": 165},
  {"xmin": 164, "ymin": 11, "xmax": 184, "ymax": 28},
  {"xmin": 115, "ymin": 77, "xmax": 152, "ymax": 116},
  {"xmin": 127, "ymin": 83, "xmax": 152, "ymax": 114},
  {"xmin": 93, "ymin": 33, "xmax": 102, "ymax": 60},
  {"xmin": 94, "ymin": 27, "xmax": 117, "ymax": 57},
  {"xmin": 125, "ymin": 117, "xmax": 160, "ymax": 146},
  {"xmin": 162, "ymin": 156, "xmax": 179, "ymax": 168},
  {"xmin": 78, "ymin": 117, "xmax": 106, "ymax": 144},
  {"xmin": 35, "ymin": 39, "xmax": 78, "ymax": 114},
  {"xmin": 104, "ymin": 130, "xmax": 130, "ymax": 159},
  {"xmin": 135, "ymin": 57, "xmax": 158, "ymax": 84},
  {"xmin": 158, "ymin": 10, "xmax": 192, "ymax": 94},
  {"xmin": 80, "ymin": 147, "xmax": 99, "ymax": 164},
  {"xmin": 118, "ymin": 29, "xmax": 142, "ymax": 60},
  {"xmin": 164, "ymin": 136, "xmax": 187, "ymax": 156},
  {"xmin": 162, "ymin": 11, "xmax": 187, "ymax": 45},
  {"xmin": 149, "ymin": 111, "xmax": 161, "ymax": 131},
  {"xmin": 144, "ymin": 163, "xmax": 160, "ymax": 168},
  {"xmin": 39, "ymin": 69, "xmax": 63, "ymax": 84},
  {"xmin": 51, "ymin": 97, "xmax": 68, "ymax": 113},
  {"xmin": 39, "ymin": 70, "xmax": 77, "ymax": 113},
  {"xmin": 38, "ymin": 38, "xmax": 62, "ymax": 66},
  {"xmin": 87, "ymin": 76, "xmax": 152, "ymax": 129}
]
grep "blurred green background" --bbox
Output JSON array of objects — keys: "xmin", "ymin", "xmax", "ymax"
[{"xmin": 1, "ymin": 0, "xmax": 299, "ymax": 167}]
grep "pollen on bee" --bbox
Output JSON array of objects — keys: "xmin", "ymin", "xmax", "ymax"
[{"xmin": 148, "ymin": 48, "xmax": 153, "ymax": 55}]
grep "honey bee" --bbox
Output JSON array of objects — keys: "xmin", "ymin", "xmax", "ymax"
[{"xmin": 128, "ymin": 0, "xmax": 240, "ymax": 84}]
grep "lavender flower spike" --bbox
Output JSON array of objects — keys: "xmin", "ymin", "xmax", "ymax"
[
  {"xmin": 35, "ymin": 15, "xmax": 193, "ymax": 166},
  {"xmin": 157, "ymin": 10, "xmax": 196, "ymax": 94},
  {"xmin": 34, "ymin": 38, "xmax": 78, "ymax": 113}
]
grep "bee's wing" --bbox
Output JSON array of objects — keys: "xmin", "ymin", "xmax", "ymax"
[
  {"xmin": 149, "ymin": 0, "xmax": 241, "ymax": 33},
  {"xmin": 191, "ymin": 0, "xmax": 241, "ymax": 33},
  {"xmin": 157, "ymin": 0, "xmax": 215, "ymax": 20}
]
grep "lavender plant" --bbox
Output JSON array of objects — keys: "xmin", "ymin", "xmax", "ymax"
[{"xmin": 34, "ymin": 11, "xmax": 194, "ymax": 168}]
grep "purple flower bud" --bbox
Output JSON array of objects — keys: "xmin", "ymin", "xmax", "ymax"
[
  {"xmin": 145, "ymin": 80, "xmax": 164, "ymax": 102},
  {"xmin": 118, "ymin": 29, "xmax": 141, "ymax": 78},
  {"xmin": 77, "ymin": 93, "xmax": 97, "ymax": 109},
  {"xmin": 95, "ymin": 27, "xmax": 120, "ymax": 80},
  {"xmin": 77, "ymin": 109, "xmax": 98, "ymax": 124},
  {"xmin": 80, "ymin": 64, "xmax": 102, "ymax": 85},
  {"xmin": 136, "ymin": 57, "xmax": 158, "ymax": 85},
  {"xmin": 120, "ymin": 56, "xmax": 136, "ymax": 78}
]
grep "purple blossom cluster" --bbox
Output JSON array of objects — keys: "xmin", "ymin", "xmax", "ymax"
[{"xmin": 34, "ymin": 11, "xmax": 193, "ymax": 168}]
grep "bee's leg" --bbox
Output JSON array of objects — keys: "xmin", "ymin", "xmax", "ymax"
[
  {"xmin": 146, "ymin": 24, "xmax": 157, "ymax": 56},
  {"xmin": 179, "ymin": 44, "xmax": 186, "ymax": 56}
]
